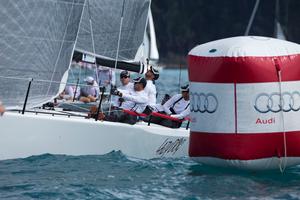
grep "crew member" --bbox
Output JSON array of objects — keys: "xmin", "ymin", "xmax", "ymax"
[
  {"xmin": 144, "ymin": 66, "xmax": 159, "ymax": 105},
  {"xmin": 112, "ymin": 70, "xmax": 134, "ymax": 108},
  {"xmin": 79, "ymin": 76, "xmax": 100, "ymax": 103},
  {"xmin": 101, "ymin": 77, "xmax": 148, "ymax": 124},
  {"xmin": 151, "ymin": 84, "xmax": 190, "ymax": 128},
  {"xmin": 59, "ymin": 85, "xmax": 80, "ymax": 101}
]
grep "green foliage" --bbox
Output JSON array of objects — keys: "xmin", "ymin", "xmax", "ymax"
[{"xmin": 151, "ymin": 0, "xmax": 299, "ymax": 65}]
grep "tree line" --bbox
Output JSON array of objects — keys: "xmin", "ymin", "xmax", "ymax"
[{"xmin": 151, "ymin": 0, "xmax": 300, "ymax": 66}]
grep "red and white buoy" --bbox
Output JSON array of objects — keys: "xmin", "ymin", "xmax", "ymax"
[{"xmin": 188, "ymin": 36, "xmax": 300, "ymax": 170}]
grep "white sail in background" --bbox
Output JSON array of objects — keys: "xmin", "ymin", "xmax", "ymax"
[
  {"xmin": 135, "ymin": 9, "xmax": 159, "ymax": 64},
  {"xmin": 0, "ymin": 0, "xmax": 85, "ymax": 108},
  {"xmin": 75, "ymin": 0, "xmax": 151, "ymax": 62},
  {"xmin": 275, "ymin": 21, "xmax": 286, "ymax": 40},
  {"xmin": 274, "ymin": 0, "xmax": 286, "ymax": 40}
]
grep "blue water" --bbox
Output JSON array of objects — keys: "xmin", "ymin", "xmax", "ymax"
[
  {"xmin": 3, "ymin": 69, "xmax": 300, "ymax": 199},
  {"xmin": 1, "ymin": 152, "xmax": 300, "ymax": 199}
]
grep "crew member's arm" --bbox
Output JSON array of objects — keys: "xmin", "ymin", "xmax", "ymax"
[
  {"xmin": 122, "ymin": 93, "xmax": 148, "ymax": 104},
  {"xmin": 171, "ymin": 105, "xmax": 190, "ymax": 119},
  {"xmin": 74, "ymin": 87, "xmax": 81, "ymax": 99},
  {"xmin": 93, "ymin": 82, "xmax": 100, "ymax": 97},
  {"xmin": 162, "ymin": 94, "xmax": 180, "ymax": 115}
]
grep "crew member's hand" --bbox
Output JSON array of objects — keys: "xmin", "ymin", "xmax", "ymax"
[
  {"xmin": 170, "ymin": 114, "xmax": 179, "ymax": 119},
  {"xmin": 0, "ymin": 105, "xmax": 5, "ymax": 116},
  {"xmin": 98, "ymin": 112, "xmax": 105, "ymax": 121},
  {"xmin": 117, "ymin": 91, "xmax": 122, "ymax": 97},
  {"xmin": 110, "ymin": 87, "xmax": 122, "ymax": 97}
]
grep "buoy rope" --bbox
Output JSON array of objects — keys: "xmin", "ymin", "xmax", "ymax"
[{"xmin": 275, "ymin": 59, "xmax": 287, "ymax": 173}]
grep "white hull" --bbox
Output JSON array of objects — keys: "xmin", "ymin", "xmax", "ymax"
[{"xmin": 0, "ymin": 112, "xmax": 189, "ymax": 160}]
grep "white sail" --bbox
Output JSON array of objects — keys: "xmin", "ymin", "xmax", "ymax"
[
  {"xmin": 274, "ymin": 0, "xmax": 286, "ymax": 40},
  {"xmin": 135, "ymin": 9, "xmax": 159, "ymax": 64},
  {"xmin": 0, "ymin": 0, "xmax": 85, "ymax": 108},
  {"xmin": 275, "ymin": 21, "xmax": 286, "ymax": 40},
  {"xmin": 75, "ymin": 0, "xmax": 151, "ymax": 62}
]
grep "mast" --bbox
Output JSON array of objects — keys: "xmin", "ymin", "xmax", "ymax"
[{"xmin": 244, "ymin": 0, "xmax": 260, "ymax": 36}]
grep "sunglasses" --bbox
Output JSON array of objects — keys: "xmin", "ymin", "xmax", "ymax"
[{"xmin": 120, "ymin": 76, "xmax": 129, "ymax": 79}]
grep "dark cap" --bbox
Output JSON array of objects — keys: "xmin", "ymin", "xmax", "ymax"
[
  {"xmin": 133, "ymin": 77, "xmax": 147, "ymax": 88},
  {"xmin": 120, "ymin": 70, "xmax": 130, "ymax": 78},
  {"xmin": 149, "ymin": 66, "xmax": 159, "ymax": 80},
  {"xmin": 180, "ymin": 84, "xmax": 189, "ymax": 92}
]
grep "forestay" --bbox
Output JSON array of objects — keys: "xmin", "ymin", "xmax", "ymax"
[{"xmin": 0, "ymin": 0, "xmax": 84, "ymax": 108}]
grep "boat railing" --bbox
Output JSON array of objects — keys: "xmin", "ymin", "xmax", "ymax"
[
  {"xmin": 149, "ymin": 112, "xmax": 190, "ymax": 130},
  {"xmin": 122, "ymin": 109, "xmax": 190, "ymax": 130}
]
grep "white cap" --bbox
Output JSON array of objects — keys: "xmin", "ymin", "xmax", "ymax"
[
  {"xmin": 84, "ymin": 76, "xmax": 94, "ymax": 84},
  {"xmin": 180, "ymin": 84, "xmax": 189, "ymax": 92}
]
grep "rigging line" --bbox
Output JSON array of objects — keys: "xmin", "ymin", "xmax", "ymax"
[
  {"xmin": 31, "ymin": 0, "xmax": 85, "ymax": 6},
  {"xmin": 0, "ymin": 74, "xmax": 99, "ymax": 90},
  {"xmin": 278, "ymin": 71, "xmax": 287, "ymax": 173},
  {"xmin": 86, "ymin": 0, "xmax": 99, "ymax": 84},
  {"xmin": 87, "ymin": 0, "xmax": 96, "ymax": 56},
  {"xmin": 57, "ymin": 0, "xmax": 86, "ymax": 98},
  {"xmin": 278, "ymin": 72, "xmax": 287, "ymax": 173},
  {"xmin": 0, "ymin": 75, "xmax": 32, "ymax": 81},
  {"xmin": 275, "ymin": 59, "xmax": 287, "ymax": 173},
  {"xmin": 0, "ymin": 33, "xmax": 75, "ymax": 43},
  {"xmin": 139, "ymin": 4, "xmax": 151, "ymax": 64},
  {"xmin": 114, "ymin": 0, "xmax": 126, "ymax": 71},
  {"xmin": 244, "ymin": 0, "xmax": 260, "ymax": 36},
  {"xmin": 45, "ymin": 0, "xmax": 75, "ymax": 96},
  {"xmin": 108, "ymin": 0, "xmax": 126, "ymax": 113},
  {"xmin": 178, "ymin": 62, "xmax": 182, "ymax": 93}
]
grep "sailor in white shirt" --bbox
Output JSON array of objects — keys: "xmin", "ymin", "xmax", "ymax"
[
  {"xmin": 144, "ymin": 66, "xmax": 159, "ymax": 105},
  {"xmin": 79, "ymin": 76, "xmax": 100, "ymax": 103},
  {"xmin": 0, "ymin": 101, "xmax": 5, "ymax": 116},
  {"xmin": 114, "ymin": 77, "xmax": 148, "ymax": 113},
  {"xmin": 59, "ymin": 85, "xmax": 80, "ymax": 101},
  {"xmin": 103, "ymin": 77, "xmax": 148, "ymax": 124},
  {"xmin": 150, "ymin": 84, "xmax": 190, "ymax": 128},
  {"xmin": 112, "ymin": 70, "xmax": 134, "ymax": 108},
  {"xmin": 162, "ymin": 84, "xmax": 190, "ymax": 119}
]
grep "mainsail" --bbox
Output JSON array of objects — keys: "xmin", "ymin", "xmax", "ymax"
[
  {"xmin": 74, "ymin": 0, "xmax": 151, "ymax": 73},
  {"xmin": 0, "ymin": 0, "xmax": 85, "ymax": 108}
]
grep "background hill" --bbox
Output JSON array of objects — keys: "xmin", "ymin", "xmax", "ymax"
[{"xmin": 151, "ymin": 0, "xmax": 300, "ymax": 66}]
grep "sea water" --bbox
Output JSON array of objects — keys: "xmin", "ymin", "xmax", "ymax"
[
  {"xmin": 1, "ymin": 69, "xmax": 300, "ymax": 200},
  {"xmin": 1, "ymin": 152, "xmax": 300, "ymax": 199}
]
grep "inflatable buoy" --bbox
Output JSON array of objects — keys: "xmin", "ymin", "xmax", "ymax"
[{"xmin": 188, "ymin": 36, "xmax": 300, "ymax": 170}]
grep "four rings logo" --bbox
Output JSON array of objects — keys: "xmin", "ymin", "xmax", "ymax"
[
  {"xmin": 254, "ymin": 92, "xmax": 300, "ymax": 113},
  {"xmin": 190, "ymin": 92, "xmax": 218, "ymax": 113}
]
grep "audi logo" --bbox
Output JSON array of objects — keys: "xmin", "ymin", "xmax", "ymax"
[
  {"xmin": 254, "ymin": 92, "xmax": 300, "ymax": 113},
  {"xmin": 190, "ymin": 92, "xmax": 218, "ymax": 113}
]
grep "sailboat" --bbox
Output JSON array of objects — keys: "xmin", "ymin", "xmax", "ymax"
[{"xmin": 0, "ymin": 0, "xmax": 189, "ymax": 161}]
